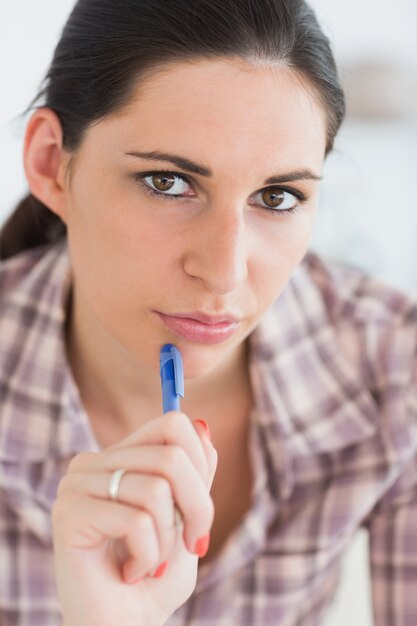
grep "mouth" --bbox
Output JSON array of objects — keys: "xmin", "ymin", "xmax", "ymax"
[{"xmin": 154, "ymin": 311, "xmax": 241, "ymax": 345}]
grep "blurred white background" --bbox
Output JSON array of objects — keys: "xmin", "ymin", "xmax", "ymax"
[
  {"xmin": 309, "ymin": 0, "xmax": 417, "ymax": 299},
  {"xmin": 0, "ymin": 1, "xmax": 416, "ymax": 625}
]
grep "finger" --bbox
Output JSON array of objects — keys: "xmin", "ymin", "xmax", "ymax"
[
  {"xmin": 65, "ymin": 445, "xmax": 214, "ymax": 555},
  {"xmin": 52, "ymin": 495, "xmax": 161, "ymax": 581},
  {"xmin": 102, "ymin": 412, "xmax": 211, "ymax": 481},
  {"xmin": 192, "ymin": 420, "xmax": 218, "ymax": 490},
  {"xmin": 59, "ymin": 471, "xmax": 178, "ymax": 561},
  {"xmin": 107, "ymin": 446, "xmax": 214, "ymax": 554},
  {"xmin": 69, "ymin": 412, "xmax": 216, "ymax": 489}
]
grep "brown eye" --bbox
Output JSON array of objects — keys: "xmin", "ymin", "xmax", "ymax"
[
  {"xmin": 255, "ymin": 187, "xmax": 303, "ymax": 212},
  {"xmin": 262, "ymin": 189, "xmax": 285, "ymax": 208},
  {"xmin": 152, "ymin": 174, "xmax": 176, "ymax": 192},
  {"xmin": 140, "ymin": 172, "xmax": 191, "ymax": 197}
]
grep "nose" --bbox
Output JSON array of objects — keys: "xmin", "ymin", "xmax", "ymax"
[{"xmin": 182, "ymin": 205, "xmax": 249, "ymax": 295}]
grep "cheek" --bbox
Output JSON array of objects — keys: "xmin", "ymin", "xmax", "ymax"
[
  {"xmin": 253, "ymin": 215, "xmax": 315, "ymax": 301},
  {"xmin": 65, "ymin": 213, "xmax": 159, "ymax": 330},
  {"xmin": 66, "ymin": 174, "xmax": 167, "ymax": 275}
]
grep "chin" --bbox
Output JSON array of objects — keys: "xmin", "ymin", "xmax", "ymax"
[{"xmin": 173, "ymin": 338, "xmax": 245, "ymax": 381}]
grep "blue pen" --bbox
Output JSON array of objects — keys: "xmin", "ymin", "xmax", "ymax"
[
  {"xmin": 159, "ymin": 343, "xmax": 184, "ymax": 412},
  {"xmin": 159, "ymin": 344, "xmax": 185, "ymax": 533}
]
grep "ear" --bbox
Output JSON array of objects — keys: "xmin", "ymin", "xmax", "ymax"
[{"xmin": 23, "ymin": 108, "xmax": 72, "ymax": 225}]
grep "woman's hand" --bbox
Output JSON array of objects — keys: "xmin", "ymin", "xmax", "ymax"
[{"xmin": 51, "ymin": 412, "xmax": 218, "ymax": 626}]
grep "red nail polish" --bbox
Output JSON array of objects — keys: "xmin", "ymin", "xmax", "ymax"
[
  {"xmin": 194, "ymin": 419, "xmax": 211, "ymax": 441},
  {"xmin": 152, "ymin": 561, "xmax": 169, "ymax": 578},
  {"xmin": 194, "ymin": 533, "xmax": 210, "ymax": 557}
]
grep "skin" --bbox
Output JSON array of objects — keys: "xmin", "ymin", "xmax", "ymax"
[
  {"xmin": 23, "ymin": 56, "xmax": 328, "ymax": 624},
  {"xmin": 23, "ymin": 56, "xmax": 327, "ymax": 439}
]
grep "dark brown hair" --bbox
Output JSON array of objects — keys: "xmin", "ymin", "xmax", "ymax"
[{"xmin": 0, "ymin": 0, "xmax": 345, "ymax": 260}]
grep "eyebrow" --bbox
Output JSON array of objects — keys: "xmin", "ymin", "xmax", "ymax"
[{"xmin": 124, "ymin": 150, "xmax": 322, "ymax": 185}]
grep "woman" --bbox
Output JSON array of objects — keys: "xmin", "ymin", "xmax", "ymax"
[{"xmin": 0, "ymin": 1, "xmax": 416, "ymax": 625}]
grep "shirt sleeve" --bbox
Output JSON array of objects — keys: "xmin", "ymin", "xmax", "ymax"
[
  {"xmin": 364, "ymin": 327, "xmax": 417, "ymax": 626},
  {"xmin": 366, "ymin": 456, "xmax": 417, "ymax": 625}
]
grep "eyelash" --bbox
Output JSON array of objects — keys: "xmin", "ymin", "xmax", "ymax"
[{"xmin": 133, "ymin": 170, "xmax": 308, "ymax": 215}]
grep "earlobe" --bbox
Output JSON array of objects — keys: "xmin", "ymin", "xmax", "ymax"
[{"xmin": 23, "ymin": 108, "xmax": 70, "ymax": 224}]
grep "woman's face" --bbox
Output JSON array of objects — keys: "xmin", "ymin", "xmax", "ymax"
[{"xmin": 59, "ymin": 57, "xmax": 327, "ymax": 378}]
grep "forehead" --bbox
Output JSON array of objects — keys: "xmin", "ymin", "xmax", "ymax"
[{"xmin": 87, "ymin": 57, "xmax": 327, "ymax": 168}]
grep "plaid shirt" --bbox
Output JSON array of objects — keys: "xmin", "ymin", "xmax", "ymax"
[{"xmin": 0, "ymin": 239, "xmax": 416, "ymax": 626}]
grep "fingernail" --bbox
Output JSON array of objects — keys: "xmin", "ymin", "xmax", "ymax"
[
  {"xmin": 194, "ymin": 533, "xmax": 210, "ymax": 557},
  {"xmin": 151, "ymin": 561, "xmax": 169, "ymax": 578},
  {"xmin": 194, "ymin": 419, "xmax": 211, "ymax": 441}
]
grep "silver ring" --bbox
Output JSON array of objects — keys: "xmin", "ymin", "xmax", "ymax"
[{"xmin": 109, "ymin": 468, "xmax": 126, "ymax": 502}]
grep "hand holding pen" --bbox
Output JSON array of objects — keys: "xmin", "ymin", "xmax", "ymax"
[{"xmin": 51, "ymin": 343, "xmax": 217, "ymax": 626}]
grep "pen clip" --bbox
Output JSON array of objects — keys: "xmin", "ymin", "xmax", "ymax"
[{"xmin": 160, "ymin": 344, "xmax": 184, "ymax": 398}]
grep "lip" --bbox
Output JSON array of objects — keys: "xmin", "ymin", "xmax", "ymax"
[
  {"xmin": 154, "ymin": 311, "xmax": 241, "ymax": 344},
  {"xmin": 162, "ymin": 311, "xmax": 241, "ymax": 325}
]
